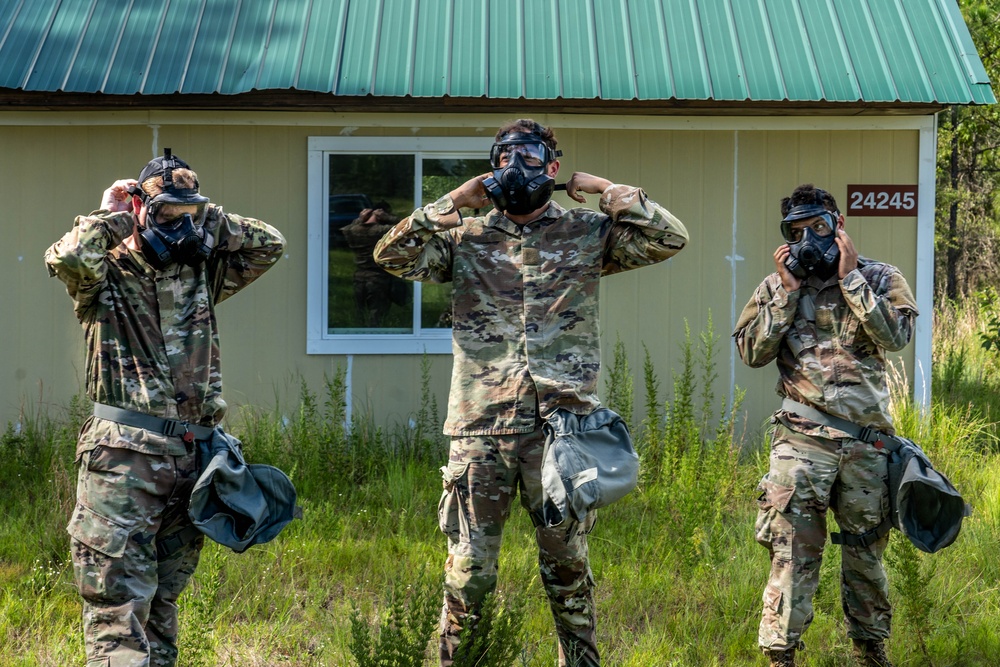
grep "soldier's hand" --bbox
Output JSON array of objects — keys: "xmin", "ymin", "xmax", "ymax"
[
  {"xmin": 565, "ymin": 172, "xmax": 613, "ymax": 203},
  {"xmin": 449, "ymin": 173, "xmax": 491, "ymax": 211},
  {"xmin": 774, "ymin": 244, "xmax": 801, "ymax": 293},
  {"xmin": 836, "ymin": 229, "xmax": 859, "ymax": 279},
  {"xmin": 101, "ymin": 179, "xmax": 138, "ymax": 213}
]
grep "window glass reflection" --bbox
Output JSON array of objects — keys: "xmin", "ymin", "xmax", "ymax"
[{"xmin": 328, "ymin": 154, "xmax": 414, "ymax": 333}]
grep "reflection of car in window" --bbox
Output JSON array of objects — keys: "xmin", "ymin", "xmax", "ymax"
[{"xmin": 329, "ymin": 193, "xmax": 373, "ymax": 248}]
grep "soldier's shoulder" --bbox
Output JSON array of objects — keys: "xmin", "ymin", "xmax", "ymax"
[
  {"xmin": 458, "ymin": 214, "xmax": 491, "ymax": 235},
  {"xmin": 857, "ymin": 256, "xmax": 907, "ymax": 286},
  {"xmin": 761, "ymin": 271, "xmax": 784, "ymax": 291}
]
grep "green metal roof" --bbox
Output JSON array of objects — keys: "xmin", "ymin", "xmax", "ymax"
[{"xmin": 0, "ymin": 0, "xmax": 993, "ymax": 106}]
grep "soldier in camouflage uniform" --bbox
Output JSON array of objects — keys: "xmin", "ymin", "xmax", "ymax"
[
  {"xmin": 45, "ymin": 152, "xmax": 284, "ymax": 667},
  {"xmin": 341, "ymin": 206, "xmax": 405, "ymax": 327},
  {"xmin": 733, "ymin": 184, "xmax": 918, "ymax": 667},
  {"xmin": 374, "ymin": 119, "xmax": 688, "ymax": 666}
]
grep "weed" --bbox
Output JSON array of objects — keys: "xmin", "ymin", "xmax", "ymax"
[
  {"xmin": 348, "ymin": 567, "xmax": 439, "ymax": 667},
  {"xmin": 450, "ymin": 590, "xmax": 529, "ymax": 667},
  {"xmin": 885, "ymin": 537, "xmax": 937, "ymax": 660},
  {"xmin": 606, "ymin": 336, "xmax": 634, "ymax": 428},
  {"xmin": 178, "ymin": 544, "xmax": 226, "ymax": 666}
]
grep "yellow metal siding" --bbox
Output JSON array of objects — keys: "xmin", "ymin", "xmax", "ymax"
[
  {"xmin": 732, "ymin": 129, "xmax": 919, "ymax": 434},
  {"xmin": 0, "ymin": 117, "xmax": 920, "ymax": 442}
]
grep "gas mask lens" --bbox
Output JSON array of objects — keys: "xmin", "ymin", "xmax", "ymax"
[
  {"xmin": 153, "ymin": 205, "xmax": 206, "ymax": 228},
  {"xmin": 490, "ymin": 141, "xmax": 548, "ymax": 169},
  {"xmin": 782, "ymin": 212, "xmax": 836, "ymax": 243}
]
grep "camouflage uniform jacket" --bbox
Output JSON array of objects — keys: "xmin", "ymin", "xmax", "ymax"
[
  {"xmin": 374, "ymin": 185, "xmax": 688, "ymax": 435},
  {"xmin": 45, "ymin": 204, "xmax": 285, "ymax": 457},
  {"xmin": 733, "ymin": 256, "xmax": 918, "ymax": 436},
  {"xmin": 342, "ymin": 219, "xmax": 396, "ymax": 273}
]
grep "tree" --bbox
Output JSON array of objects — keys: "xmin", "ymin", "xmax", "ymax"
[{"xmin": 936, "ymin": 1, "xmax": 1000, "ymax": 300}]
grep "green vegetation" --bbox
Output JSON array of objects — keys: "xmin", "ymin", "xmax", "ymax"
[{"xmin": 2, "ymin": 304, "xmax": 1000, "ymax": 666}]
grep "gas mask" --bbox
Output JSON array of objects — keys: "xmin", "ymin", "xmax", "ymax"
[
  {"xmin": 139, "ymin": 208, "xmax": 213, "ymax": 269},
  {"xmin": 130, "ymin": 149, "xmax": 214, "ymax": 270},
  {"xmin": 483, "ymin": 132, "xmax": 562, "ymax": 216},
  {"xmin": 781, "ymin": 205, "xmax": 840, "ymax": 280}
]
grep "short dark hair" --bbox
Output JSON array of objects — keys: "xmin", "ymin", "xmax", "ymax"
[
  {"xmin": 780, "ymin": 184, "xmax": 838, "ymax": 217},
  {"xmin": 494, "ymin": 118, "xmax": 558, "ymax": 155}
]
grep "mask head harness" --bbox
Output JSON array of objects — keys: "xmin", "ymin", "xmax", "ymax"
[
  {"xmin": 483, "ymin": 130, "xmax": 562, "ymax": 216},
  {"xmin": 780, "ymin": 189, "xmax": 840, "ymax": 279},
  {"xmin": 129, "ymin": 148, "xmax": 213, "ymax": 269}
]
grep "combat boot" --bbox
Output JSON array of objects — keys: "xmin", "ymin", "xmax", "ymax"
[
  {"xmin": 852, "ymin": 638, "xmax": 892, "ymax": 667},
  {"xmin": 764, "ymin": 648, "xmax": 795, "ymax": 667}
]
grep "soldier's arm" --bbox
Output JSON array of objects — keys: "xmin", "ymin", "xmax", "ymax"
[
  {"xmin": 733, "ymin": 275, "xmax": 800, "ymax": 367},
  {"xmin": 44, "ymin": 211, "xmax": 136, "ymax": 313},
  {"xmin": 599, "ymin": 185, "xmax": 689, "ymax": 275},
  {"xmin": 373, "ymin": 205, "xmax": 457, "ymax": 284},
  {"xmin": 840, "ymin": 268, "xmax": 918, "ymax": 352},
  {"xmin": 209, "ymin": 207, "xmax": 286, "ymax": 303}
]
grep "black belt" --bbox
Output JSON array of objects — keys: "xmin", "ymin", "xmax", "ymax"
[
  {"xmin": 93, "ymin": 403, "xmax": 215, "ymax": 443},
  {"xmin": 780, "ymin": 398, "xmax": 901, "ymax": 451}
]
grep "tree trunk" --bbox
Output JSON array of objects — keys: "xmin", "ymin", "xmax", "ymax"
[{"xmin": 947, "ymin": 106, "xmax": 960, "ymax": 300}]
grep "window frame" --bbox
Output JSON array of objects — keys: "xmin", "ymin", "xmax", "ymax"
[{"xmin": 306, "ymin": 135, "xmax": 491, "ymax": 355}]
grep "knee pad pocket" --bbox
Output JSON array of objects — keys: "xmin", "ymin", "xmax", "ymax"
[{"xmin": 438, "ymin": 461, "xmax": 471, "ymax": 543}]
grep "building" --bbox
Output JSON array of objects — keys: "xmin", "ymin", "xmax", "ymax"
[{"xmin": 1, "ymin": 0, "xmax": 994, "ymax": 436}]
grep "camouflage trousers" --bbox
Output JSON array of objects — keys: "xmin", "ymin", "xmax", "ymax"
[
  {"xmin": 68, "ymin": 445, "xmax": 204, "ymax": 667},
  {"xmin": 755, "ymin": 423, "xmax": 891, "ymax": 652},
  {"xmin": 438, "ymin": 429, "xmax": 599, "ymax": 667}
]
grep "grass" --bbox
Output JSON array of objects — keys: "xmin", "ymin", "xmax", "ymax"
[{"xmin": 3, "ymin": 302, "xmax": 1000, "ymax": 666}]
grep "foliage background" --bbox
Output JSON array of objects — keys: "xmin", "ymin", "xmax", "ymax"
[
  {"xmin": 2, "ymin": 301, "xmax": 1000, "ymax": 666},
  {"xmin": 936, "ymin": 1, "xmax": 1000, "ymax": 300}
]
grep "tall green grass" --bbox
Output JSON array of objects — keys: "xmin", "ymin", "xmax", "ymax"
[{"xmin": 3, "ymin": 309, "xmax": 1000, "ymax": 665}]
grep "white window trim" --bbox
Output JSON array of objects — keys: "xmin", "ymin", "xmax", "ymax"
[{"xmin": 306, "ymin": 135, "xmax": 491, "ymax": 355}]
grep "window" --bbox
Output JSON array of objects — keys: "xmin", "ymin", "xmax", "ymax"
[{"xmin": 307, "ymin": 136, "xmax": 492, "ymax": 354}]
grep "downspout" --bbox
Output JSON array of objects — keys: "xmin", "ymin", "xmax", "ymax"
[
  {"xmin": 915, "ymin": 116, "xmax": 937, "ymax": 411},
  {"xmin": 345, "ymin": 354, "xmax": 353, "ymax": 429},
  {"xmin": 728, "ymin": 130, "xmax": 742, "ymax": 411}
]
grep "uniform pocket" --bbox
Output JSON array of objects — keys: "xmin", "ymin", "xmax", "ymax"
[
  {"xmin": 66, "ymin": 503, "xmax": 132, "ymax": 558},
  {"xmin": 755, "ymin": 474, "xmax": 796, "ymax": 549},
  {"xmin": 756, "ymin": 475, "xmax": 796, "ymax": 513},
  {"xmin": 763, "ymin": 583, "xmax": 783, "ymax": 614},
  {"xmin": 438, "ymin": 461, "xmax": 471, "ymax": 543}
]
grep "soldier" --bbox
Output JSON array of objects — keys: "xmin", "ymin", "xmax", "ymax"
[
  {"xmin": 374, "ymin": 119, "xmax": 688, "ymax": 666},
  {"xmin": 44, "ymin": 150, "xmax": 285, "ymax": 667},
  {"xmin": 341, "ymin": 206, "xmax": 405, "ymax": 327},
  {"xmin": 733, "ymin": 184, "xmax": 918, "ymax": 667}
]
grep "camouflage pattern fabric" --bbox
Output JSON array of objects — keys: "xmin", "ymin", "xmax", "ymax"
[
  {"xmin": 374, "ymin": 184, "xmax": 688, "ymax": 436},
  {"xmin": 438, "ymin": 430, "xmax": 599, "ymax": 667},
  {"xmin": 342, "ymin": 219, "xmax": 396, "ymax": 272},
  {"xmin": 69, "ymin": 443, "xmax": 204, "ymax": 667},
  {"xmin": 45, "ymin": 204, "xmax": 285, "ymax": 447},
  {"xmin": 342, "ymin": 219, "xmax": 405, "ymax": 327},
  {"xmin": 755, "ymin": 424, "xmax": 891, "ymax": 651},
  {"xmin": 733, "ymin": 257, "xmax": 918, "ymax": 434},
  {"xmin": 733, "ymin": 256, "xmax": 917, "ymax": 653},
  {"xmin": 46, "ymin": 203, "xmax": 284, "ymax": 665}
]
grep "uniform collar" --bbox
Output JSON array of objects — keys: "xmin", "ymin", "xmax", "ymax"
[{"xmin": 486, "ymin": 200, "xmax": 566, "ymax": 236}]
